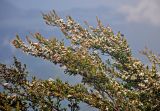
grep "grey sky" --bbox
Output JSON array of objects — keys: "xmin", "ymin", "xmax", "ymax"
[
  {"xmin": 5, "ymin": 0, "xmax": 125, "ymax": 11},
  {"xmin": 2, "ymin": 0, "xmax": 160, "ymax": 26}
]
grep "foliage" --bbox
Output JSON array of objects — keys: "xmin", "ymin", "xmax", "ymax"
[{"xmin": 0, "ymin": 10, "xmax": 160, "ymax": 111}]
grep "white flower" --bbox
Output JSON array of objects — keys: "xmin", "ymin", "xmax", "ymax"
[
  {"xmin": 61, "ymin": 65, "xmax": 67, "ymax": 70},
  {"xmin": 3, "ymin": 83, "xmax": 9, "ymax": 87},
  {"xmin": 131, "ymin": 75, "xmax": 137, "ymax": 80},
  {"xmin": 117, "ymin": 91, "xmax": 121, "ymax": 95},
  {"xmin": 48, "ymin": 78, "xmax": 54, "ymax": 85},
  {"xmin": 93, "ymin": 50, "xmax": 98, "ymax": 54},
  {"xmin": 72, "ymin": 45, "xmax": 78, "ymax": 50},
  {"xmin": 33, "ymin": 42, "xmax": 38, "ymax": 45},
  {"xmin": 11, "ymin": 93, "xmax": 17, "ymax": 98},
  {"xmin": 105, "ymin": 107, "xmax": 109, "ymax": 111},
  {"xmin": 29, "ymin": 83, "xmax": 33, "ymax": 87},
  {"xmin": 48, "ymin": 78, "xmax": 54, "ymax": 82},
  {"xmin": 7, "ymin": 95, "xmax": 11, "ymax": 99},
  {"xmin": 67, "ymin": 94, "xmax": 72, "ymax": 98},
  {"xmin": 139, "ymin": 72, "xmax": 144, "ymax": 76},
  {"xmin": 107, "ymin": 26, "xmax": 112, "ymax": 32},
  {"xmin": 138, "ymin": 83, "xmax": 145, "ymax": 87},
  {"xmin": 144, "ymin": 79, "xmax": 148, "ymax": 83}
]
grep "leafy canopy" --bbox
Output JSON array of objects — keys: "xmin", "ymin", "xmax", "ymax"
[{"xmin": 0, "ymin": 10, "xmax": 160, "ymax": 111}]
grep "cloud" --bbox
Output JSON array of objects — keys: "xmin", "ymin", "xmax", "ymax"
[{"xmin": 120, "ymin": 0, "xmax": 160, "ymax": 26}]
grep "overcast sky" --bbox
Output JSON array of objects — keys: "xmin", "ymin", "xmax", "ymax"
[
  {"xmin": 0, "ymin": 0, "xmax": 160, "ymax": 80},
  {"xmin": 4, "ymin": 0, "xmax": 160, "ymax": 26},
  {"xmin": 1, "ymin": 0, "xmax": 160, "ymax": 28}
]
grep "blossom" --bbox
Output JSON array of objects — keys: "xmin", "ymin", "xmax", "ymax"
[
  {"xmin": 3, "ymin": 83, "xmax": 9, "ymax": 87},
  {"xmin": 48, "ymin": 78, "xmax": 54, "ymax": 82}
]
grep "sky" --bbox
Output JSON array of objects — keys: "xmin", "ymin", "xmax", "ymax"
[
  {"xmin": 0, "ymin": 0, "xmax": 160, "ymax": 81},
  {"xmin": 0, "ymin": 0, "xmax": 160, "ymax": 110}
]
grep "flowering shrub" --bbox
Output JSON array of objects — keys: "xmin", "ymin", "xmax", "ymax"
[{"xmin": 0, "ymin": 10, "xmax": 160, "ymax": 111}]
